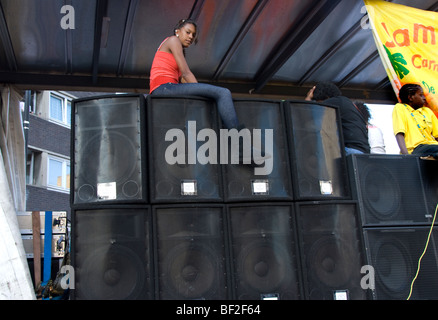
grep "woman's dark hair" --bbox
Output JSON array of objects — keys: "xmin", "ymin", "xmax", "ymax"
[
  {"xmin": 174, "ymin": 19, "xmax": 199, "ymax": 44},
  {"xmin": 313, "ymin": 81, "xmax": 342, "ymax": 100},
  {"xmin": 353, "ymin": 100, "xmax": 371, "ymax": 123},
  {"xmin": 399, "ymin": 83, "xmax": 422, "ymax": 104}
]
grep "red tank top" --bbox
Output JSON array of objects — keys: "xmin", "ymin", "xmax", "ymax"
[{"xmin": 149, "ymin": 38, "xmax": 182, "ymax": 93}]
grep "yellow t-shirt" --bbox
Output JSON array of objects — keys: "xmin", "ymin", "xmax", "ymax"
[{"xmin": 392, "ymin": 103, "xmax": 438, "ymax": 153}]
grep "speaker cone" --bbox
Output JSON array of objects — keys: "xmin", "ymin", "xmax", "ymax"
[
  {"xmin": 360, "ymin": 165, "xmax": 401, "ymax": 221},
  {"xmin": 370, "ymin": 237, "xmax": 413, "ymax": 299},
  {"xmin": 78, "ymin": 241, "xmax": 146, "ymax": 300},
  {"xmin": 161, "ymin": 242, "xmax": 219, "ymax": 299},
  {"xmin": 237, "ymin": 240, "xmax": 292, "ymax": 295},
  {"xmin": 307, "ymin": 237, "xmax": 354, "ymax": 288},
  {"xmin": 79, "ymin": 131, "xmax": 138, "ymax": 185}
]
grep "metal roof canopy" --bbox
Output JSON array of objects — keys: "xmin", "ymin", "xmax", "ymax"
[{"xmin": 1, "ymin": 0, "xmax": 437, "ymax": 103}]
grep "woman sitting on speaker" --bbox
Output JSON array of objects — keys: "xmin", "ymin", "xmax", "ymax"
[
  {"xmin": 149, "ymin": 19, "xmax": 241, "ymax": 130},
  {"xmin": 392, "ymin": 83, "xmax": 438, "ymax": 159},
  {"xmin": 149, "ymin": 19, "xmax": 269, "ymax": 163}
]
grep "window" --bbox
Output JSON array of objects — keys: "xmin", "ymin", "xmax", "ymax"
[
  {"xmin": 48, "ymin": 156, "xmax": 70, "ymax": 191},
  {"xmin": 49, "ymin": 93, "xmax": 72, "ymax": 126},
  {"xmin": 26, "ymin": 150, "xmax": 42, "ymax": 186},
  {"xmin": 26, "ymin": 152, "xmax": 35, "ymax": 185}
]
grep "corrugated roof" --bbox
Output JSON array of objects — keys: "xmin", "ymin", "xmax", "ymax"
[{"xmin": 1, "ymin": 0, "xmax": 437, "ymax": 102}]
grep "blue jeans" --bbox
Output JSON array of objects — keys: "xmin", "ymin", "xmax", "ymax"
[
  {"xmin": 151, "ymin": 83, "xmax": 240, "ymax": 129},
  {"xmin": 345, "ymin": 147, "xmax": 365, "ymax": 156}
]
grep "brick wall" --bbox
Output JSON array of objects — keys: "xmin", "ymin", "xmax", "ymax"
[
  {"xmin": 26, "ymin": 185, "xmax": 71, "ymax": 217},
  {"xmin": 28, "ymin": 114, "xmax": 70, "ymax": 157}
]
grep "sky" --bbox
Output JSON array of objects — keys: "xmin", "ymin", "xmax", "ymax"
[{"xmin": 367, "ymin": 103, "xmax": 400, "ymax": 154}]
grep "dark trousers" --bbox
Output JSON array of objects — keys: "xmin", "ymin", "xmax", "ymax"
[{"xmin": 413, "ymin": 144, "xmax": 438, "ymax": 157}]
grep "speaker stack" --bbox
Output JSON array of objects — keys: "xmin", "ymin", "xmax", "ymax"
[
  {"xmin": 71, "ymin": 94, "xmax": 438, "ymax": 300},
  {"xmin": 146, "ymin": 96, "xmax": 299, "ymax": 300},
  {"xmin": 348, "ymin": 154, "xmax": 438, "ymax": 300},
  {"xmin": 70, "ymin": 94, "xmax": 153, "ymax": 300},
  {"xmin": 284, "ymin": 101, "xmax": 368, "ymax": 300}
]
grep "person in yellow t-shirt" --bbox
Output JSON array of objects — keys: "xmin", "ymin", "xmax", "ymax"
[{"xmin": 392, "ymin": 83, "xmax": 438, "ymax": 159}]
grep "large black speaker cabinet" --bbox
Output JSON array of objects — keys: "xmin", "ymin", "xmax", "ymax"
[
  {"xmin": 72, "ymin": 207, "xmax": 152, "ymax": 300},
  {"xmin": 363, "ymin": 226, "xmax": 438, "ymax": 300},
  {"xmin": 348, "ymin": 154, "xmax": 430, "ymax": 227},
  {"xmin": 147, "ymin": 96, "xmax": 223, "ymax": 203},
  {"xmin": 223, "ymin": 100, "xmax": 293, "ymax": 202},
  {"xmin": 227, "ymin": 203, "xmax": 302, "ymax": 300},
  {"xmin": 284, "ymin": 101, "xmax": 350, "ymax": 200},
  {"xmin": 71, "ymin": 94, "xmax": 147, "ymax": 206},
  {"xmin": 295, "ymin": 201, "xmax": 368, "ymax": 300},
  {"xmin": 418, "ymin": 159, "xmax": 438, "ymax": 219},
  {"xmin": 153, "ymin": 205, "xmax": 229, "ymax": 299}
]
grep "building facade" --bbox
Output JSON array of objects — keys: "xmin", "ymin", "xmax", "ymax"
[
  {"xmin": 25, "ymin": 90, "xmax": 101, "ymax": 216},
  {"xmin": 26, "ymin": 90, "xmax": 74, "ymax": 217}
]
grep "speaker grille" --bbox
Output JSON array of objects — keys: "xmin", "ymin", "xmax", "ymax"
[
  {"xmin": 418, "ymin": 160, "xmax": 438, "ymax": 219},
  {"xmin": 153, "ymin": 205, "xmax": 228, "ymax": 299},
  {"xmin": 349, "ymin": 154, "xmax": 430, "ymax": 226},
  {"xmin": 147, "ymin": 96, "xmax": 223, "ymax": 203},
  {"xmin": 228, "ymin": 204, "xmax": 302, "ymax": 299},
  {"xmin": 296, "ymin": 201, "xmax": 368, "ymax": 300},
  {"xmin": 363, "ymin": 227, "xmax": 438, "ymax": 300},
  {"xmin": 223, "ymin": 100, "xmax": 293, "ymax": 202},
  {"xmin": 73, "ymin": 208, "xmax": 152, "ymax": 300},
  {"xmin": 72, "ymin": 95, "xmax": 146, "ymax": 205},
  {"xmin": 285, "ymin": 101, "xmax": 350, "ymax": 200}
]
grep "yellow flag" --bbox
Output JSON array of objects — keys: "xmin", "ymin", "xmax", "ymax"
[{"xmin": 364, "ymin": 0, "xmax": 438, "ymax": 116}]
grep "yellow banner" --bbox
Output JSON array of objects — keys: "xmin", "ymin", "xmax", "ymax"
[{"xmin": 364, "ymin": 0, "xmax": 438, "ymax": 116}]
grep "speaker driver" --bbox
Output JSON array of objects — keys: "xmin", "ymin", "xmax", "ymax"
[
  {"xmin": 237, "ymin": 241, "xmax": 292, "ymax": 295},
  {"xmin": 371, "ymin": 238, "xmax": 413, "ymax": 299},
  {"xmin": 78, "ymin": 131, "xmax": 138, "ymax": 186},
  {"xmin": 78, "ymin": 242, "xmax": 145, "ymax": 300},
  {"xmin": 307, "ymin": 237, "xmax": 354, "ymax": 288},
  {"xmin": 360, "ymin": 165, "xmax": 401, "ymax": 221},
  {"xmin": 162, "ymin": 242, "xmax": 218, "ymax": 299}
]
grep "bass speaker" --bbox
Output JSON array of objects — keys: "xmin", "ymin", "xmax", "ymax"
[
  {"xmin": 284, "ymin": 101, "xmax": 350, "ymax": 200},
  {"xmin": 223, "ymin": 99, "xmax": 293, "ymax": 202},
  {"xmin": 348, "ymin": 154, "xmax": 430, "ymax": 226},
  {"xmin": 295, "ymin": 201, "xmax": 368, "ymax": 300},
  {"xmin": 153, "ymin": 205, "xmax": 229, "ymax": 299},
  {"xmin": 363, "ymin": 226, "xmax": 438, "ymax": 300},
  {"xmin": 72, "ymin": 207, "xmax": 152, "ymax": 300},
  {"xmin": 227, "ymin": 203, "xmax": 302, "ymax": 300},
  {"xmin": 418, "ymin": 159, "xmax": 438, "ymax": 220},
  {"xmin": 71, "ymin": 94, "xmax": 147, "ymax": 206},
  {"xmin": 147, "ymin": 96, "xmax": 223, "ymax": 203}
]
